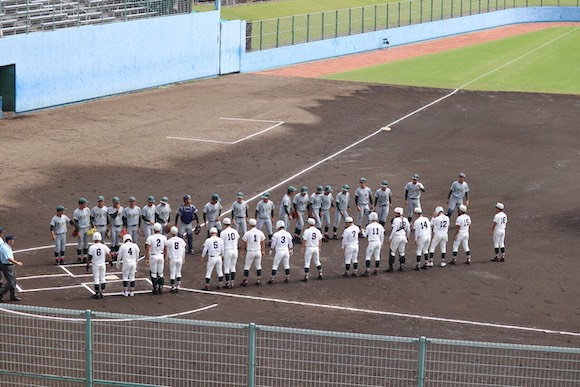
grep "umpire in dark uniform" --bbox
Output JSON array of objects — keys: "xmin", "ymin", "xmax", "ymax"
[{"xmin": 0, "ymin": 234, "xmax": 23, "ymax": 302}]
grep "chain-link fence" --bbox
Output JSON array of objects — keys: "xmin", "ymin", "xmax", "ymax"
[
  {"xmin": 1, "ymin": 304, "xmax": 579, "ymax": 386},
  {"xmin": 245, "ymin": 0, "xmax": 580, "ymax": 51}
]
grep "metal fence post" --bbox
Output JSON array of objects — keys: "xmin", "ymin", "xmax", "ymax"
[
  {"xmin": 291, "ymin": 16, "xmax": 295, "ymax": 45},
  {"xmin": 417, "ymin": 336, "xmax": 427, "ymax": 387},
  {"xmin": 248, "ymin": 323, "xmax": 256, "ymax": 387},
  {"xmin": 335, "ymin": 10, "xmax": 338, "ymax": 37},
  {"xmin": 85, "ymin": 310, "xmax": 93, "ymax": 387},
  {"xmin": 362, "ymin": 6, "xmax": 365, "ymax": 33},
  {"xmin": 386, "ymin": 3, "xmax": 389, "ymax": 29},
  {"xmin": 322, "ymin": 12, "xmax": 325, "ymax": 39},
  {"xmin": 306, "ymin": 13, "xmax": 310, "ymax": 41},
  {"xmin": 398, "ymin": 2, "xmax": 401, "ymax": 27},
  {"xmin": 275, "ymin": 18, "xmax": 279, "ymax": 47}
]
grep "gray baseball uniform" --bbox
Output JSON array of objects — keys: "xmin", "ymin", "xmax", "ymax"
[
  {"xmin": 122, "ymin": 206, "xmax": 142, "ymax": 243},
  {"xmin": 320, "ymin": 192, "xmax": 334, "ymax": 231},
  {"xmin": 256, "ymin": 200, "xmax": 275, "ymax": 237},
  {"xmin": 448, "ymin": 180, "xmax": 469, "ymax": 215},
  {"xmin": 50, "ymin": 214, "xmax": 70, "ymax": 257},
  {"xmin": 279, "ymin": 194, "xmax": 293, "ymax": 230},
  {"xmin": 405, "ymin": 182, "xmax": 424, "ymax": 219},
  {"xmin": 309, "ymin": 192, "xmax": 323, "ymax": 228},
  {"xmin": 333, "ymin": 191, "xmax": 350, "ymax": 229},
  {"xmin": 231, "ymin": 200, "xmax": 248, "ymax": 236},
  {"xmin": 293, "ymin": 193, "xmax": 310, "ymax": 233},
  {"xmin": 355, "ymin": 186, "xmax": 373, "ymax": 227},
  {"xmin": 142, "ymin": 204, "xmax": 156, "ymax": 238},
  {"xmin": 374, "ymin": 188, "xmax": 392, "ymax": 224},
  {"xmin": 108, "ymin": 204, "xmax": 124, "ymax": 249},
  {"xmin": 91, "ymin": 205, "xmax": 109, "ymax": 241}
]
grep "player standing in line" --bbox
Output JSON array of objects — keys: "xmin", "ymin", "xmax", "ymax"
[
  {"xmin": 86, "ymin": 232, "xmax": 111, "ymax": 299},
  {"xmin": 333, "ymin": 185, "xmax": 350, "ymax": 240},
  {"xmin": 374, "ymin": 181, "xmax": 392, "ymax": 226},
  {"xmin": 201, "ymin": 227, "xmax": 224, "ymax": 290},
  {"xmin": 108, "ymin": 196, "xmax": 124, "ymax": 261},
  {"xmin": 256, "ymin": 192, "xmax": 275, "ymax": 244},
  {"xmin": 91, "ymin": 196, "xmax": 109, "ymax": 243},
  {"xmin": 292, "ymin": 186, "xmax": 310, "ymax": 242},
  {"xmin": 166, "ymin": 226, "xmax": 186, "ymax": 293},
  {"xmin": 267, "ymin": 220, "xmax": 294, "ymax": 284},
  {"xmin": 355, "ymin": 177, "xmax": 373, "ymax": 232},
  {"xmin": 404, "ymin": 174, "xmax": 425, "ymax": 222},
  {"xmin": 341, "ymin": 217, "xmax": 360, "ymax": 277},
  {"xmin": 447, "ymin": 173, "xmax": 470, "ymax": 218},
  {"xmin": 141, "ymin": 196, "xmax": 156, "ymax": 239},
  {"xmin": 73, "ymin": 197, "xmax": 92, "ymax": 263},
  {"xmin": 116, "ymin": 233, "xmax": 140, "ymax": 297},
  {"xmin": 309, "ymin": 186, "xmax": 324, "ymax": 231},
  {"xmin": 387, "ymin": 207, "xmax": 411, "ymax": 272},
  {"xmin": 361, "ymin": 212, "xmax": 385, "ymax": 276},
  {"xmin": 145, "ymin": 223, "xmax": 167, "ymax": 294},
  {"xmin": 203, "ymin": 194, "xmax": 223, "ymax": 237},
  {"xmin": 490, "ymin": 202, "xmax": 508, "ymax": 262},
  {"xmin": 429, "ymin": 206, "xmax": 450, "ymax": 267},
  {"xmin": 231, "ymin": 192, "xmax": 249, "ymax": 237},
  {"xmin": 175, "ymin": 194, "xmax": 199, "ymax": 255},
  {"xmin": 123, "ymin": 196, "xmax": 142, "ymax": 245},
  {"xmin": 240, "ymin": 218, "xmax": 266, "ymax": 286},
  {"xmin": 319, "ymin": 185, "xmax": 334, "ymax": 241},
  {"xmin": 50, "ymin": 205, "xmax": 73, "ymax": 265},
  {"xmin": 279, "ymin": 186, "xmax": 297, "ymax": 230},
  {"xmin": 451, "ymin": 205, "xmax": 471, "ymax": 265},
  {"xmin": 155, "ymin": 197, "xmax": 172, "ymax": 234},
  {"xmin": 220, "ymin": 218, "xmax": 240, "ymax": 289},
  {"xmin": 412, "ymin": 208, "xmax": 432, "ymax": 270},
  {"xmin": 302, "ymin": 218, "xmax": 323, "ymax": 282}
]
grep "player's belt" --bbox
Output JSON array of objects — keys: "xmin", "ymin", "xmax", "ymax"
[
  {"xmin": 96, "ymin": 224, "xmax": 107, "ymax": 227},
  {"xmin": 2, "ymin": 263, "xmax": 13, "ymax": 266},
  {"xmin": 209, "ymin": 255, "xmax": 221, "ymax": 258},
  {"xmin": 235, "ymin": 217, "xmax": 244, "ymax": 219},
  {"xmin": 113, "ymin": 225, "xmax": 122, "ymax": 228},
  {"xmin": 128, "ymin": 224, "xmax": 138, "ymax": 227}
]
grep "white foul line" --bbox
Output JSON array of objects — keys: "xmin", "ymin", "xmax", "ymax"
[
  {"xmin": 166, "ymin": 117, "xmax": 284, "ymax": 144},
  {"xmin": 179, "ymin": 287, "xmax": 580, "ymax": 337}
]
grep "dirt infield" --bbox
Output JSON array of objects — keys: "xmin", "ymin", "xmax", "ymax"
[
  {"xmin": 260, "ymin": 23, "xmax": 580, "ymax": 78},
  {"xmin": 2, "ymin": 28, "xmax": 579, "ymax": 349}
]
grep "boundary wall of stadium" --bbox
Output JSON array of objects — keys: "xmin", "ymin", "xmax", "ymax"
[
  {"xmin": 0, "ymin": 6, "xmax": 578, "ymax": 113},
  {"xmin": 0, "ymin": 304, "xmax": 579, "ymax": 386}
]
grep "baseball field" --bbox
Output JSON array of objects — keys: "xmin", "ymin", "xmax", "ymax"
[{"xmin": 1, "ymin": 19, "xmax": 580, "ymax": 365}]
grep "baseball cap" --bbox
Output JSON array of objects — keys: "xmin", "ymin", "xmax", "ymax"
[
  {"xmin": 414, "ymin": 207, "xmax": 422, "ymax": 214},
  {"xmin": 92, "ymin": 232, "xmax": 102, "ymax": 241},
  {"xmin": 153, "ymin": 223, "xmax": 162, "ymax": 231},
  {"xmin": 128, "ymin": 196, "xmax": 136, "ymax": 202},
  {"xmin": 183, "ymin": 194, "xmax": 192, "ymax": 200},
  {"xmin": 236, "ymin": 192, "xmax": 244, "ymax": 198},
  {"xmin": 79, "ymin": 197, "xmax": 88, "ymax": 204},
  {"xmin": 359, "ymin": 177, "xmax": 367, "ymax": 183},
  {"xmin": 459, "ymin": 204, "xmax": 468, "ymax": 212},
  {"xmin": 112, "ymin": 196, "xmax": 120, "ymax": 203},
  {"xmin": 324, "ymin": 185, "xmax": 333, "ymax": 192},
  {"xmin": 211, "ymin": 194, "xmax": 220, "ymax": 202},
  {"xmin": 307, "ymin": 218, "xmax": 316, "ymax": 225},
  {"xmin": 170, "ymin": 226, "xmax": 178, "ymax": 235},
  {"xmin": 412, "ymin": 174, "xmax": 419, "ymax": 180},
  {"xmin": 160, "ymin": 197, "xmax": 169, "ymax": 203},
  {"xmin": 459, "ymin": 172, "xmax": 466, "ymax": 178},
  {"xmin": 56, "ymin": 205, "xmax": 66, "ymax": 211},
  {"xmin": 123, "ymin": 234, "xmax": 133, "ymax": 242},
  {"xmin": 381, "ymin": 180, "xmax": 389, "ymax": 187},
  {"xmin": 287, "ymin": 186, "xmax": 297, "ymax": 193},
  {"xmin": 342, "ymin": 184, "xmax": 350, "ymax": 191},
  {"xmin": 495, "ymin": 202, "xmax": 504, "ymax": 210},
  {"xmin": 0, "ymin": 227, "xmax": 4, "ymax": 233},
  {"xmin": 209, "ymin": 227, "xmax": 218, "ymax": 234},
  {"xmin": 394, "ymin": 207, "xmax": 404, "ymax": 215},
  {"xmin": 248, "ymin": 218, "xmax": 257, "ymax": 226},
  {"xmin": 148, "ymin": 195, "xmax": 155, "ymax": 202},
  {"xmin": 223, "ymin": 217, "xmax": 231, "ymax": 225},
  {"xmin": 97, "ymin": 195, "xmax": 105, "ymax": 202},
  {"xmin": 315, "ymin": 186, "xmax": 323, "ymax": 193},
  {"xmin": 261, "ymin": 192, "xmax": 270, "ymax": 198},
  {"xmin": 301, "ymin": 186, "xmax": 308, "ymax": 193},
  {"xmin": 369, "ymin": 212, "xmax": 378, "ymax": 221},
  {"xmin": 345, "ymin": 217, "xmax": 353, "ymax": 223},
  {"xmin": 276, "ymin": 220, "xmax": 285, "ymax": 229},
  {"xmin": 5, "ymin": 234, "xmax": 14, "ymax": 241},
  {"xmin": 435, "ymin": 206, "xmax": 444, "ymax": 214}
]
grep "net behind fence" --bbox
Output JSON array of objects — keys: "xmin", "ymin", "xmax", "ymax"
[{"xmin": 1, "ymin": 304, "xmax": 579, "ymax": 386}]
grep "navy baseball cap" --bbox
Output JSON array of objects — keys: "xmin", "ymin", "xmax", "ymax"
[
  {"xmin": 0, "ymin": 227, "xmax": 4, "ymax": 233},
  {"xmin": 5, "ymin": 234, "xmax": 15, "ymax": 241}
]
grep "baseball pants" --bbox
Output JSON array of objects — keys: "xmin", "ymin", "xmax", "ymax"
[
  {"xmin": 110, "ymin": 225, "xmax": 123, "ymax": 248},
  {"xmin": 205, "ymin": 255, "xmax": 223, "ymax": 279},
  {"xmin": 257, "ymin": 218, "xmax": 273, "ymax": 236},
  {"xmin": 365, "ymin": 241, "xmax": 382, "ymax": 262},
  {"xmin": 279, "ymin": 212, "xmax": 291, "ymax": 230},
  {"xmin": 377, "ymin": 205, "xmax": 389, "ymax": 224},
  {"xmin": 127, "ymin": 225, "xmax": 139, "ymax": 244},
  {"xmin": 178, "ymin": 223, "xmax": 193, "ymax": 252},
  {"xmin": 96, "ymin": 225, "xmax": 108, "ymax": 242},
  {"xmin": 416, "ymin": 235, "xmax": 431, "ymax": 257},
  {"xmin": 304, "ymin": 247, "xmax": 321, "ymax": 269},
  {"xmin": 77, "ymin": 227, "xmax": 89, "ymax": 251},
  {"xmin": 406, "ymin": 199, "xmax": 421, "ymax": 219},
  {"xmin": 390, "ymin": 235, "xmax": 408, "ymax": 255},
  {"xmin": 311, "ymin": 208, "xmax": 322, "ymax": 229},
  {"xmin": 234, "ymin": 218, "xmax": 247, "ymax": 236},
  {"xmin": 122, "ymin": 262, "xmax": 137, "ymax": 282},
  {"xmin": 429, "ymin": 233, "xmax": 448, "ymax": 254},
  {"xmin": 320, "ymin": 210, "xmax": 331, "ymax": 230},
  {"xmin": 149, "ymin": 254, "xmax": 164, "ymax": 278},
  {"xmin": 0, "ymin": 264, "xmax": 17, "ymax": 298},
  {"xmin": 54, "ymin": 233, "xmax": 66, "ymax": 255},
  {"xmin": 333, "ymin": 209, "xmax": 349, "ymax": 229},
  {"xmin": 493, "ymin": 230, "xmax": 506, "ymax": 249},
  {"xmin": 272, "ymin": 250, "xmax": 290, "ymax": 272},
  {"xmin": 243, "ymin": 251, "xmax": 262, "ymax": 271},
  {"xmin": 447, "ymin": 197, "xmax": 464, "ymax": 216},
  {"xmin": 223, "ymin": 249, "xmax": 239, "ymax": 275},
  {"xmin": 453, "ymin": 233, "xmax": 470, "ymax": 253},
  {"xmin": 143, "ymin": 224, "xmax": 154, "ymax": 239},
  {"xmin": 344, "ymin": 245, "xmax": 359, "ymax": 265},
  {"xmin": 169, "ymin": 258, "xmax": 183, "ymax": 280},
  {"xmin": 357, "ymin": 205, "xmax": 371, "ymax": 227},
  {"xmin": 295, "ymin": 211, "xmax": 306, "ymax": 231},
  {"xmin": 206, "ymin": 220, "xmax": 221, "ymax": 232},
  {"xmin": 92, "ymin": 263, "xmax": 106, "ymax": 286}
]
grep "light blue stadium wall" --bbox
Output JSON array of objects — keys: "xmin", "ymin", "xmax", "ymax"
[
  {"xmin": 0, "ymin": 11, "xmax": 221, "ymax": 112},
  {"xmin": 240, "ymin": 7, "xmax": 580, "ymax": 73}
]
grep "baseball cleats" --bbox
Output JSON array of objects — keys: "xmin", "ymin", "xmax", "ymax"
[
  {"xmin": 361, "ymin": 271, "xmax": 370, "ymax": 277},
  {"xmin": 372, "ymin": 269, "xmax": 378, "ymax": 276},
  {"xmin": 491, "ymin": 257, "xmax": 500, "ymax": 262},
  {"xmin": 92, "ymin": 293, "xmax": 100, "ymax": 299},
  {"xmin": 500, "ymin": 257, "xmax": 505, "ymax": 262},
  {"xmin": 241, "ymin": 279, "xmax": 248, "ymax": 287},
  {"xmin": 302, "ymin": 276, "xmax": 308, "ymax": 282},
  {"xmin": 421, "ymin": 263, "xmax": 429, "ymax": 270},
  {"xmin": 284, "ymin": 277, "xmax": 290, "ymax": 283},
  {"xmin": 450, "ymin": 258, "xmax": 457, "ymax": 265},
  {"xmin": 202, "ymin": 285, "xmax": 210, "ymax": 291},
  {"xmin": 385, "ymin": 268, "xmax": 394, "ymax": 273},
  {"xmin": 77, "ymin": 257, "xmax": 82, "ymax": 263},
  {"xmin": 332, "ymin": 234, "xmax": 339, "ymax": 240},
  {"xmin": 413, "ymin": 264, "xmax": 420, "ymax": 271},
  {"xmin": 323, "ymin": 234, "xmax": 329, "ymax": 242},
  {"xmin": 427, "ymin": 261, "xmax": 434, "ymax": 267},
  {"xmin": 440, "ymin": 261, "xmax": 447, "ymax": 267},
  {"xmin": 255, "ymin": 279, "xmax": 261, "ymax": 286},
  {"xmin": 398, "ymin": 265, "xmax": 405, "ymax": 272},
  {"xmin": 216, "ymin": 284, "xmax": 222, "ymax": 290},
  {"xmin": 465, "ymin": 258, "xmax": 471, "ymax": 265},
  {"xmin": 266, "ymin": 278, "xmax": 275, "ymax": 285},
  {"xmin": 129, "ymin": 291, "xmax": 135, "ymax": 297},
  {"xmin": 351, "ymin": 272, "xmax": 358, "ymax": 277},
  {"xmin": 342, "ymin": 272, "xmax": 349, "ymax": 278},
  {"xmin": 123, "ymin": 290, "xmax": 129, "ymax": 297},
  {"xmin": 317, "ymin": 273, "xmax": 323, "ymax": 280},
  {"xmin": 224, "ymin": 283, "xmax": 231, "ymax": 289}
]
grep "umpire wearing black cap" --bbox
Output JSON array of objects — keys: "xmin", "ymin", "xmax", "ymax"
[{"xmin": 0, "ymin": 234, "xmax": 23, "ymax": 302}]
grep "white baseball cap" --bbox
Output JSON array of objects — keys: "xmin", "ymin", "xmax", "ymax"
[
  {"xmin": 394, "ymin": 207, "xmax": 404, "ymax": 215},
  {"xmin": 307, "ymin": 218, "xmax": 316, "ymax": 226},
  {"xmin": 345, "ymin": 217, "xmax": 353, "ymax": 223},
  {"xmin": 209, "ymin": 227, "xmax": 218, "ymax": 234},
  {"xmin": 153, "ymin": 223, "xmax": 162, "ymax": 232},
  {"xmin": 92, "ymin": 232, "xmax": 102, "ymax": 241},
  {"xmin": 369, "ymin": 212, "xmax": 378, "ymax": 221},
  {"xmin": 276, "ymin": 220, "xmax": 285, "ymax": 229},
  {"xmin": 170, "ymin": 226, "xmax": 178, "ymax": 235},
  {"xmin": 435, "ymin": 206, "xmax": 444, "ymax": 214},
  {"xmin": 414, "ymin": 207, "xmax": 422, "ymax": 214},
  {"xmin": 123, "ymin": 234, "xmax": 133, "ymax": 242},
  {"xmin": 459, "ymin": 204, "xmax": 468, "ymax": 212},
  {"xmin": 495, "ymin": 202, "xmax": 504, "ymax": 210},
  {"xmin": 248, "ymin": 218, "xmax": 257, "ymax": 226},
  {"xmin": 223, "ymin": 217, "xmax": 231, "ymax": 225}
]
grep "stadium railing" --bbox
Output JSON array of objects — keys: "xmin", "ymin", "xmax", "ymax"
[
  {"xmin": 1, "ymin": 304, "xmax": 579, "ymax": 386},
  {"xmin": 243, "ymin": 0, "xmax": 580, "ymax": 51}
]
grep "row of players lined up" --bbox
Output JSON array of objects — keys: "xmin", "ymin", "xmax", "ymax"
[
  {"xmin": 49, "ymin": 173, "xmax": 471, "ymax": 265},
  {"xmin": 74, "ymin": 198, "xmax": 508, "ymax": 299}
]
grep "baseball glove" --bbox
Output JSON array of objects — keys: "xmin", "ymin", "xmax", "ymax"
[
  {"xmin": 72, "ymin": 229, "xmax": 79, "ymax": 238},
  {"xmin": 86, "ymin": 227, "xmax": 97, "ymax": 237},
  {"xmin": 164, "ymin": 224, "xmax": 171, "ymax": 234},
  {"xmin": 119, "ymin": 228, "xmax": 128, "ymax": 238},
  {"xmin": 291, "ymin": 211, "xmax": 299, "ymax": 219},
  {"xmin": 193, "ymin": 225, "xmax": 201, "ymax": 235}
]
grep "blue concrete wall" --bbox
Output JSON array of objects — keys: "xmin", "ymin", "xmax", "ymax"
[
  {"xmin": 240, "ymin": 7, "xmax": 580, "ymax": 73},
  {"xmin": 219, "ymin": 20, "xmax": 246, "ymax": 74},
  {"xmin": 0, "ymin": 12, "xmax": 221, "ymax": 112}
]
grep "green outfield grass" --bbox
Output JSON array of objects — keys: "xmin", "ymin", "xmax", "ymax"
[{"xmin": 324, "ymin": 27, "xmax": 580, "ymax": 95}]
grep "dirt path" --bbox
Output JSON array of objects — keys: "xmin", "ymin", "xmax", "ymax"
[{"xmin": 260, "ymin": 22, "xmax": 580, "ymax": 78}]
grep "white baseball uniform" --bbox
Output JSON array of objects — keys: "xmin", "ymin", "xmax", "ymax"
[
  {"xmin": 363, "ymin": 222, "xmax": 385, "ymax": 263},
  {"xmin": 146, "ymin": 233, "xmax": 167, "ymax": 279},
  {"xmin": 342, "ymin": 224, "xmax": 360, "ymax": 265},
  {"xmin": 413, "ymin": 215, "xmax": 432, "ymax": 259},
  {"xmin": 429, "ymin": 214, "xmax": 450, "ymax": 255},
  {"xmin": 202, "ymin": 236, "xmax": 224, "ymax": 281},
  {"xmin": 242, "ymin": 227, "xmax": 265, "ymax": 274},
  {"xmin": 453, "ymin": 214, "xmax": 471, "ymax": 254},
  {"xmin": 117, "ymin": 241, "xmax": 140, "ymax": 283},
  {"xmin": 221, "ymin": 226, "xmax": 240, "ymax": 277},
  {"xmin": 166, "ymin": 235, "xmax": 186, "ymax": 285},
  {"xmin": 270, "ymin": 229, "xmax": 293, "ymax": 275},
  {"xmin": 493, "ymin": 211, "xmax": 508, "ymax": 249},
  {"xmin": 302, "ymin": 226, "xmax": 322, "ymax": 269},
  {"xmin": 88, "ymin": 243, "xmax": 111, "ymax": 289}
]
